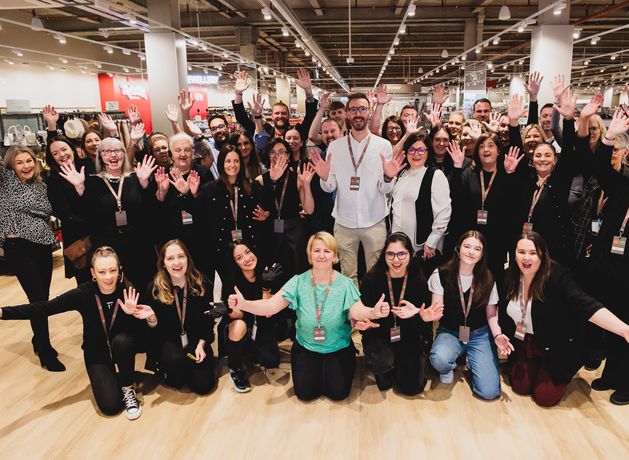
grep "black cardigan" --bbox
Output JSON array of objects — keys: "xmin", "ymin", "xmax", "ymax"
[
  {"xmin": 498, "ymin": 264, "xmax": 604, "ymax": 384},
  {"xmin": 1, "ymin": 283, "xmax": 146, "ymax": 362}
]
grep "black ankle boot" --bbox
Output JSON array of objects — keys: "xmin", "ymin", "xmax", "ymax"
[
  {"xmin": 38, "ymin": 351, "xmax": 66, "ymax": 372},
  {"xmin": 32, "ymin": 338, "xmax": 58, "ymax": 357}
]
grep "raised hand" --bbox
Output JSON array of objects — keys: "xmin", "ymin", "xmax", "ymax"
[
  {"xmin": 185, "ymin": 119, "xmax": 203, "ymax": 138},
  {"xmin": 129, "ymin": 122, "xmax": 145, "ymax": 144},
  {"xmin": 98, "ymin": 113, "xmax": 117, "ymax": 135},
  {"xmin": 188, "ymin": 169, "xmax": 200, "ymax": 196},
  {"xmin": 418, "ymin": 302, "xmax": 444, "ymax": 322},
  {"xmin": 404, "ymin": 117, "xmax": 423, "ymax": 136},
  {"xmin": 507, "ymin": 93, "xmax": 527, "ymax": 126},
  {"xmin": 178, "ymin": 90, "xmax": 193, "ymax": 113},
  {"xmin": 252, "ymin": 204, "xmax": 270, "ymax": 222},
  {"xmin": 234, "ymin": 71, "xmax": 251, "ymax": 94},
  {"xmin": 42, "ymin": 104, "xmax": 59, "ymax": 130},
  {"xmin": 228, "ymin": 286, "xmax": 246, "ymax": 310},
  {"xmin": 297, "ymin": 162, "xmax": 316, "ymax": 186},
  {"xmin": 262, "ymin": 263, "xmax": 284, "ymax": 288},
  {"xmin": 320, "ymin": 91, "xmax": 332, "ymax": 110},
  {"xmin": 154, "ymin": 167, "xmax": 170, "ymax": 199},
  {"xmin": 372, "ymin": 294, "xmax": 391, "ymax": 319},
  {"xmin": 133, "ymin": 304, "xmax": 156, "ymax": 320},
  {"xmin": 127, "ymin": 104, "xmax": 141, "ymax": 124},
  {"xmin": 169, "ymin": 167, "xmax": 190, "ymax": 194},
  {"xmin": 432, "ymin": 83, "xmax": 448, "ymax": 106},
  {"xmin": 494, "ymin": 334, "xmax": 515, "ymax": 356},
  {"xmin": 135, "ymin": 155, "xmax": 157, "ymax": 186},
  {"xmin": 503, "ymin": 146, "xmax": 524, "ymax": 174},
  {"xmin": 247, "ymin": 92, "xmax": 265, "ymax": 117},
  {"xmin": 59, "ymin": 162, "xmax": 85, "ymax": 187},
  {"xmin": 295, "ymin": 68, "xmax": 312, "ymax": 92},
  {"xmin": 122, "ymin": 287, "xmax": 140, "ymax": 315},
  {"xmin": 447, "ymin": 140, "xmax": 466, "ymax": 168},
  {"xmin": 310, "ymin": 149, "xmax": 331, "ymax": 181},
  {"xmin": 551, "ymin": 74, "xmax": 567, "ymax": 102},
  {"xmin": 391, "ymin": 300, "xmax": 419, "ymax": 319},
  {"xmin": 605, "ymin": 108, "xmax": 629, "ymax": 140},
  {"xmin": 482, "ymin": 112, "xmax": 501, "ymax": 133},
  {"xmin": 165, "ymin": 103, "xmax": 179, "ymax": 123},
  {"xmin": 375, "ymin": 83, "xmax": 391, "ymax": 105},
  {"xmin": 269, "ymin": 154, "xmax": 288, "ymax": 181},
  {"xmin": 580, "ymin": 93, "xmax": 603, "ymax": 119},
  {"xmin": 524, "ymin": 71, "xmax": 543, "ymax": 101},
  {"xmin": 468, "ymin": 119, "xmax": 483, "ymax": 139},
  {"xmin": 381, "ymin": 150, "xmax": 406, "ymax": 178},
  {"xmin": 426, "ymin": 104, "xmax": 442, "ymax": 127},
  {"xmin": 553, "ymin": 86, "xmax": 577, "ymax": 120}
]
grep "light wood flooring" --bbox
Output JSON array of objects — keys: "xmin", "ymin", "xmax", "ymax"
[{"xmin": 0, "ymin": 253, "xmax": 627, "ymax": 459}]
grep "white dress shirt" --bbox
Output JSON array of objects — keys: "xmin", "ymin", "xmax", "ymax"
[
  {"xmin": 391, "ymin": 166, "xmax": 451, "ymax": 252},
  {"xmin": 321, "ymin": 132, "xmax": 394, "ymax": 228}
]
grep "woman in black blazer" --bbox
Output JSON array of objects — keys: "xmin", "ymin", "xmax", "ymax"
[
  {"xmin": 494, "ymin": 232, "xmax": 629, "ymax": 407},
  {"xmin": 0, "ymin": 247, "xmax": 150, "ymax": 420}
]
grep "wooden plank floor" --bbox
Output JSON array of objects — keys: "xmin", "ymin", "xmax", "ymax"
[{"xmin": 0, "ymin": 253, "xmax": 627, "ymax": 459}]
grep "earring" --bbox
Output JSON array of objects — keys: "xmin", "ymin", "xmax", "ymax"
[{"xmin": 91, "ymin": 276, "xmax": 96, "ymax": 281}]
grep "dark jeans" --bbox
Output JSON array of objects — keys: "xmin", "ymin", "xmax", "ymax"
[
  {"xmin": 159, "ymin": 340, "xmax": 216, "ymax": 395},
  {"xmin": 3, "ymin": 238, "xmax": 54, "ymax": 354},
  {"xmin": 291, "ymin": 341, "xmax": 356, "ymax": 401}
]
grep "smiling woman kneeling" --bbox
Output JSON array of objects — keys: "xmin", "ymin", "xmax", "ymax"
[{"xmin": 229, "ymin": 231, "xmax": 389, "ymax": 401}]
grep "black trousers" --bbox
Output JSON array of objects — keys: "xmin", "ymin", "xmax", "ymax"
[
  {"xmin": 363, "ymin": 336, "xmax": 427, "ymax": 396},
  {"xmin": 3, "ymin": 238, "xmax": 54, "ymax": 354},
  {"xmin": 291, "ymin": 341, "xmax": 356, "ymax": 401},
  {"xmin": 85, "ymin": 332, "xmax": 137, "ymax": 416},
  {"xmin": 601, "ymin": 332, "xmax": 629, "ymax": 392},
  {"xmin": 219, "ymin": 316, "xmax": 281, "ymax": 370},
  {"xmin": 159, "ymin": 341, "xmax": 216, "ymax": 395}
]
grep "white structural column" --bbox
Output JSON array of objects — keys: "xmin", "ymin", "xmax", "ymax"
[
  {"xmin": 144, "ymin": 0, "xmax": 188, "ymax": 134},
  {"xmin": 276, "ymin": 77, "xmax": 291, "ymax": 106},
  {"xmin": 509, "ymin": 75, "xmax": 526, "ymax": 98},
  {"xmin": 529, "ymin": 0, "xmax": 573, "ymax": 105}
]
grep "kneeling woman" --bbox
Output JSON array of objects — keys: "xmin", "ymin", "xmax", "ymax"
[
  {"xmin": 228, "ymin": 231, "xmax": 389, "ymax": 401},
  {"xmin": 136, "ymin": 240, "xmax": 215, "ymax": 395},
  {"xmin": 494, "ymin": 232, "xmax": 629, "ymax": 407},
  {"xmin": 219, "ymin": 241, "xmax": 284, "ymax": 393},
  {"xmin": 428, "ymin": 230, "xmax": 505, "ymax": 400},
  {"xmin": 0, "ymin": 247, "xmax": 148, "ymax": 420},
  {"xmin": 360, "ymin": 232, "xmax": 442, "ymax": 395}
]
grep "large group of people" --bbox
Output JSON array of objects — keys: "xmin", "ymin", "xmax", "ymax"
[{"xmin": 1, "ymin": 69, "xmax": 628, "ymax": 421}]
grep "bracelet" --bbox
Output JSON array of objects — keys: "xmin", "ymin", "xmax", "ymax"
[
  {"xmin": 493, "ymin": 333, "xmax": 502, "ymax": 339},
  {"xmin": 383, "ymin": 174, "xmax": 393, "ymax": 183},
  {"xmin": 147, "ymin": 317, "xmax": 157, "ymax": 324},
  {"xmin": 603, "ymin": 135, "xmax": 615, "ymax": 143}
]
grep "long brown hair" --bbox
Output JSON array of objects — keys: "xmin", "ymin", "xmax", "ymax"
[
  {"xmin": 439, "ymin": 230, "xmax": 493, "ymax": 308},
  {"xmin": 151, "ymin": 239, "xmax": 205, "ymax": 304},
  {"xmin": 505, "ymin": 232, "xmax": 552, "ymax": 302}
]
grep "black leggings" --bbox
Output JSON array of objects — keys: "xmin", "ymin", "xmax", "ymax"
[
  {"xmin": 363, "ymin": 336, "xmax": 426, "ymax": 396},
  {"xmin": 85, "ymin": 332, "xmax": 138, "ymax": 416},
  {"xmin": 291, "ymin": 341, "xmax": 356, "ymax": 401},
  {"xmin": 158, "ymin": 341, "xmax": 216, "ymax": 395},
  {"xmin": 3, "ymin": 238, "xmax": 54, "ymax": 354}
]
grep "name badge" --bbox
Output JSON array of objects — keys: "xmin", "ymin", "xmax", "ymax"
[
  {"xmin": 115, "ymin": 210, "xmax": 128, "ymax": 227},
  {"xmin": 181, "ymin": 210, "xmax": 193, "ymax": 225},
  {"xmin": 350, "ymin": 176, "xmax": 360, "ymax": 191},
  {"xmin": 251, "ymin": 321, "xmax": 258, "ymax": 341},
  {"xmin": 180, "ymin": 331, "xmax": 189, "ymax": 349},
  {"xmin": 390, "ymin": 326, "xmax": 401, "ymax": 343},
  {"xmin": 476, "ymin": 209, "xmax": 488, "ymax": 225},
  {"xmin": 458, "ymin": 325, "xmax": 470, "ymax": 344},
  {"xmin": 274, "ymin": 218, "xmax": 285, "ymax": 234},
  {"xmin": 514, "ymin": 323, "xmax": 526, "ymax": 341},
  {"xmin": 314, "ymin": 327, "xmax": 326, "ymax": 342},
  {"xmin": 231, "ymin": 229, "xmax": 243, "ymax": 241},
  {"xmin": 611, "ymin": 236, "xmax": 626, "ymax": 255},
  {"xmin": 522, "ymin": 222, "xmax": 534, "ymax": 233}
]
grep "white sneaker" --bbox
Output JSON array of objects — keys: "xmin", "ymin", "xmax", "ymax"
[
  {"xmin": 439, "ymin": 370, "xmax": 454, "ymax": 384},
  {"xmin": 122, "ymin": 386, "xmax": 142, "ymax": 420}
]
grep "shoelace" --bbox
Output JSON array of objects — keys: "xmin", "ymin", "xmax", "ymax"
[{"xmin": 122, "ymin": 388, "xmax": 138, "ymax": 408}]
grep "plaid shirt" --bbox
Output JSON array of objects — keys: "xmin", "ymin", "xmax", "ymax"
[{"xmin": 571, "ymin": 175, "xmax": 602, "ymax": 260}]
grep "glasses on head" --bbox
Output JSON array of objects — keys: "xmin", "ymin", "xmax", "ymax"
[
  {"xmin": 348, "ymin": 106, "xmax": 369, "ymax": 115},
  {"xmin": 407, "ymin": 146, "xmax": 427, "ymax": 155},
  {"xmin": 385, "ymin": 251, "xmax": 409, "ymax": 260},
  {"xmin": 210, "ymin": 123, "xmax": 226, "ymax": 132},
  {"xmin": 101, "ymin": 148, "xmax": 124, "ymax": 157},
  {"xmin": 152, "ymin": 146, "xmax": 169, "ymax": 153},
  {"xmin": 269, "ymin": 149, "xmax": 288, "ymax": 157}
]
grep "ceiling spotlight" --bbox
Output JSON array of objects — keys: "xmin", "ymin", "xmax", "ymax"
[
  {"xmin": 517, "ymin": 23, "xmax": 525, "ymax": 33},
  {"xmin": 394, "ymin": 37, "xmax": 400, "ymax": 46},
  {"xmin": 461, "ymin": 54, "xmax": 467, "ymax": 61},
  {"xmin": 305, "ymin": 49, "xmax": 311, "ymax": 56},
  {"xmin": 262, "ymin": 8, "xmax": 272, "ymax": 20},
  {"xmin": 295, "ymin": 39, "xmax": 301, "ymax": 48},
  {"xmin": 95, "ymin": 63, "xmax": 102, "ymax": 68},
  {"xmin": 223, "ymin": 51, "xmax": 229, "ymax": 58},
  {"xmin": 400, "ymin": 24, "xmax": 406, "ymax": 34},
  {"xmin": 611, "ymin": 54, "xmax": 618, "ymax": 60},
  {"xmin": 590, "ymin": 36, "xmax": 600, "ymax": 45},
  {"xmin": 187, "ymin": 65, "xmax": 192, "ymax": 71},
  {"xmin": 623, "ymin": 65, "xmax": 628, "ymax": 70},
  {"xmin": 48, "ymin": 65, "xmax": 55, "ymax": 70},
  {"xmin": 11, "ymin": 49, "xmax": 23, "ymax": 57},
  {"xmin": 492, "ymin": 37, "xmax": 500, "ymax": 45},
  {"xmin": 188, "ymin": 38, "xmax": 199, "ymax": 47},
  {"xmin": 123, "ymin": 67, "xmax": 129, "ymax": 73},
  {"xmin": 58, "ymin": 58, "xmax": 68, "ymax": 63},
  {"xmin": 122, "ymin": 49, "xmax": 131, "ymax": 56},
  {"xmin": 99, "ymin": 28, "xmax": 110, "ymax": 39},
  {"xmin": 487, "ymin": 62, "xmax": 493, "ymax": 69},
  {"xmin": 584, "ymin": 60, "xmax": 590, "ymax": 65},
  {"xmin": 475, "ymin": 48, "xmax": 481, "ymax": 54},
  {"xmin": 126, "ymin": 14, "xmax": 137, "ymax": 25},
  {"xmin": 442, "ymin": 65, "xmax": 446, "ymax": 70},
  {"xmin": 441, "ymin": 49, "xmax": 449, "ymax": 58},
  {"xmin": 55, "ymin": 34, "xmax": 66, "ymax": 44},
  {"xmin": 519, "ymin": 59, "xmax": 524, "ymax": 65},
  {"xmin": 282, "ymin": 27, "xmax": 289, "ymax": 36},
  {"xmin": 390, "ymin": 48, "xmax": 395, "ymax": 55},
  {"xmin": 407, "ymin": 2, "xmax": 416, "ymax": 17},
  {"xmin": 30, "ymin": 10, "xmax": 44, "ymax": 31},
  {"xmin": 139, "ymin": 53, "xmax": 145, "ymax": 61},
  {"xmin": 460, "ymin": 65, "xmax": 465, "ymax": 70},
  {"xmin": 104, "ymin": 45, "xmax": 114, "ymax": 54},
  {"xmin": 483, "ymin": 41, "xmax": 489, "ymax": 48},
  {"xmin": 499, "ymin": 5, "xmax": 511, "ymax": 20},
  {"xmin": 503, "ymin": 64, "xmax": 507, "ymax": 70},
  {"xmin": 4, "ymin": 59, "xmax": 15, "ymax": 65},
  {"xmin": 573, "ymin": 29, "xmax": 582, "ymax": 39},
  {"xmin": 600, "ymin": 68, "xmax": 605, "ymax": 73}
]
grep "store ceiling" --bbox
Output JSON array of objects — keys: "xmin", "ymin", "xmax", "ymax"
[{"xmin": 0, "ymin": 0, "xmax": 627, "ymax": 92}]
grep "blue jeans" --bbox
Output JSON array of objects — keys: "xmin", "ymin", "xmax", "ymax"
[{"xmin": 430, "ymin": 325, "xmax": 500, "ymax": 400}]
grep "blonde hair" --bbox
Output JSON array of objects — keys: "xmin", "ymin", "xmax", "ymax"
[
  {"xmin": 152, "ymin": 240, "xmax": 205, "ymax": 304},
  {"xmin": 306, "ymin": 231, "xmax": 339, "ymax": 265},
  {"xmin": 449, "ymin": 111, "xmax": 467, "ymax": 124},
  {"xmin": 95, "ymin": 137, "xmax": 133, "ymax": 175},
  {"xmin": 3, "ymin": 146, "xmax": 42, "ymax": 183},
  {"xmin": 521, "ymin": 124, "xmax": 549, "ymax": 146}
]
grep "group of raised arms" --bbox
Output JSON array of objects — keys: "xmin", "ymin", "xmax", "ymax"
[{"xmin": 1, "ymin": 69, "xmax": 628, "ymax": 421}]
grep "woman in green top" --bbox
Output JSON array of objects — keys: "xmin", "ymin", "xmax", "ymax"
[{"xmin": 228, "ymin": 231, "xmax": 389, "ymax": 401}]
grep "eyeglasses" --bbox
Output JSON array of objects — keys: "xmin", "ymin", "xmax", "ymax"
[
  {"xmin": 269, "ymin": 149, "xmax": 288, "ymax": 156},
  {"xmin": 210, "ymin": 124, "xmax": 226, "ymax": 132},
  {"xmin": 348, "ymin": 106, "xmax": 369, "ymax": 115},
  {"xmin": 101, "ymin": 148, "xmax": 124, "ymax": 157},
  {"xmin": 387, "ymin": 126, "xmax": 402, "ymax": 132},
  {"xmin": 385, "ymin": 251, "xmax": 409, "ymax": 260},
  {"xmin": 407, "ymin": 146, "xmax": 427, "ymax": 155},
  {"xmin": 588, "ymin": 127, "xmax": 600, "ymax": 132}
]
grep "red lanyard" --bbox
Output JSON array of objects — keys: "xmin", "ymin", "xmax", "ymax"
[
  {"xmin": 527, "ymin": 178, "xmax": 548, "ymax": 222},
  {"xmin": 174, "ymin": 286, "xmax": 187, "ymax": 333},
  {"xmin": 347, "ymin": 134, "xmax": 371, "ymax": 175},
  {"xmin": 274, "ymin": 173, "xmax": 290, "ymax": 218},
  {"xmin": 229, "ymin": 186, "xmax": 239, "ymax": 230},
  {"xmin": 310, "ymin": 270, "xmax": 332, "ymax": 327},
  {"xmin": 479, "ymin": 170, "xmax": 497, "ymax": 210},
  {"xmin": 457, "ymin": 276, "xmax": 474, "ymax": 326},
  {"xmin": 94, "ymin": 294, "xmax": 122, "ymax": 356},
  {"xmin": 619, "ymin": 207, "xmax": 629, "ymax": 237},
  {"xmin": 518, "ymin": 274, "xmax": 529, "ymax": 324},
  {"xmin": 102, "ymin": 176, "xmax": 125, "ymax": 210},
  {"xmin": 387, "ymin": 272, "xmax": 408, "ymax": 328},
  {"xmin": 596, "ymin": 191, "xmax": 607, "ymax": 218}
]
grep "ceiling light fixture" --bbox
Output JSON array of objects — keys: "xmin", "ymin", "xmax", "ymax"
[
  {"xmin": 30, "ymin": 10, "xmax": 44, "ymax": 31},
  {"xmin": 104, "ymin": 45, "xmax": 114, "ymax": 54},
  {"xmin": 262, "ymin": 8, "xmax": 272, "ymax": 20},
  {"xmin": 441, "ymin": 49, "xmax": 449, "ymax": 58},
  {"xmin": 573, "ymin": 29, "xmax": 582, "ymax": 39},
  {"xmin": 400, "ymin": 24, "xmax": 406, "ymax": 34},
  {"xmin": 407, "ymin": 2, "xmax": 416, "ymax": 17},
  {"xmin": 122, "ymin": 49, "xmax": 131, "ymax": 56},
  {"xmin": 493, "ymin": 37, "xmax": 500, "ymax": 45},
  {"xmin": 517, "ymin": 23, "xmax": 525, "ymax": 33},
  {"xmin": 282, "ymin": 27, "xmax": 289, "ymax": 36},
  {"xmin": 498, "ymin": 5, "xmax": 511, "ymax": 20}
]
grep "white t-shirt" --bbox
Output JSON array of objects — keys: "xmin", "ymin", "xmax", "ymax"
[
  {"xmin": 506, "ymin": 298, "xmax": 534, "ymax": 334},
  {"xmin": 428, "ymin": 270, "xmax": 499, "ymax": 305}
]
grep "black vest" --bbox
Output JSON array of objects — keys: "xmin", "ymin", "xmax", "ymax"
[{"xmin": 414, "ymin": 167, "xmax": 436, "ymax": 246}]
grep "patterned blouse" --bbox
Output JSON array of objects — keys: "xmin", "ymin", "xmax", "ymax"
[{"xmin": 0, "ymin": 163, "xmax": 55, "ymax": 246}]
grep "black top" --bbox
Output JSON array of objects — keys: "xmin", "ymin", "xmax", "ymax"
[
  {"xmin": 257, "ymin": 169, "xmax": 302, "ymax": 220},
  {"xmin": 498, "ymin": 264, "xmax": 604, "ymax": 384},
  {"xmin": 360, "ymin": 270, "xmax": 431, "ymax": 345},
  {"xmin": 437, "ymin": 269, "xmax": 489, "ymax": 331},
  {"xmin": 145, "ymin": 278, "xmax": 215, "ymax": 350},
  {"xmin": 1, "ymin": 283, "xmax": 145, "ymax": 362}
]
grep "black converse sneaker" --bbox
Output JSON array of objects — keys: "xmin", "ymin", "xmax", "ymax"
[
  {"xmin": 229, "ymin": 368, "xmax": 252, "ymax": 393},
  {"xmin": 122, "ymin": 386, "xmax": 142, "ymax": 420}
]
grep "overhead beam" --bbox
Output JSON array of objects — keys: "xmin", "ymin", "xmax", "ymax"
[{"xmin": 308, "ymin": 0, "xmax": 324, "ymax": 17}]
